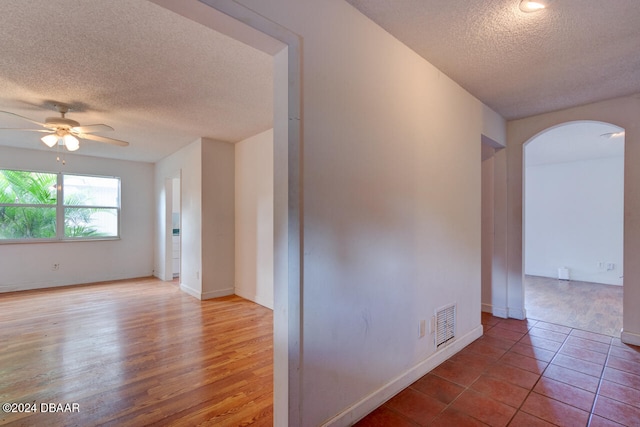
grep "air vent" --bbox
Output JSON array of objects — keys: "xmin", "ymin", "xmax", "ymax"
[{"xmin": 435, "ymin": 304, "xmax": 456, "ymax": 348}]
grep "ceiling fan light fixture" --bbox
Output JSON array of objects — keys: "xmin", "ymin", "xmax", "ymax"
[
  {"xmin": 519, "ymin": 0, "xmax": 546, "ymax": 12},
  {"xmin": 1, "ymin": 104, "xmax": 130, "ymax": 154},
  {"xmin": 63, "ymin": 134, "xmax": 80, "ymax": 151},
  {"xmin": 41, "ymin": 134, "xmax": 59, "ymax": 147},
  {"xmin": 600, "ymin": 131, "xmax": 625, "ymax": 139}
]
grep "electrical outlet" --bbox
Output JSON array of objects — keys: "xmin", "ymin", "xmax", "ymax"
[
  {"xmin": 52, "ymin": 263, "xmax": 60, "ymax": 271},
  {"xmin": 196, "ymin": 271, "xmax": 200, "ymax": 280},
  {"xmin": 419, "ymin": 320, "xmax": 426, "ymax": 338}
]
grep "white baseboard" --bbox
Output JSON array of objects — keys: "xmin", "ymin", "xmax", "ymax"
[
  {"xmin": 0, "ymin": 273, "xmax": 152, "ymax": 293},
  {"xmin": 321, "ymin": 324, "xmax": 484, "ymax": 427},
  {"xmin": 179, "ymin": 283, "xmax": 202, "ymax": 299},
  {"xmin": 235, "ymin": 288, "xmax": 274, "ymax": 310},
  {"xmin": 508, "ymin": 307, "xmax": 526, "ymax": 320},
  {"xmin": 476, "ymin": 304, "xmax": 526, "ymax": 321},
  {"xmin": 494, "ymin": 307, "xmax": 508, "ymax": 318},
  {"xmin": 481, "ymin": 303, "xmax": 508, "ymax": 319},
  {"xmin": 179, "ymin": 284, "xmax": 234, "ymax": 300},
  {"xmin": 202, "ymin": 287, "xmax": 234, "ymax": 300},
  {"xmin": 621, "ymin": 329, "xmax": 640, "ymax": 346}
]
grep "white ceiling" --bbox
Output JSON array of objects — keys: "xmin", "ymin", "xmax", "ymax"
[
  {"xmin": 0, "ymin": 0, "xmax": 273, "ymax": 162},
  {"xmin": 0, "ymin": 1, "xmax": 637, "ymax": 163},
  {"xmin": 525, "ymin": 122, "xmax": 624, "ymax": 166},
  {"xmin": 346, "ymin": 0, "xmax": 640, "ymax": 120}
]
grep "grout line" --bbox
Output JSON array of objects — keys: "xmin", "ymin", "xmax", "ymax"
[
  {"xmin": 462, "ymin": 319, "xmax": 552, "ymax": 426},
  {"xmin": 586, "ymin": 341, "xmax": 613, "ymax": 426},
  {"xmin": 373, "ymin": 317, "xmax": 631, "ymax": 427},
  {"xmin": 375, "ymin": 403, "xmax": 422, "ymax": 427},
  {"xmin": 503, "ymin": 325, "xmax": 572, "ymax": 426}
]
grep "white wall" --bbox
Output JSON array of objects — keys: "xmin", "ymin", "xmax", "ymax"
[
  {"xmin": 155, "ymin": 139, "xmax": 202, "ymax": 294},
  {"xmin": 481, "ymin": 146, "xmax": 496, "ymax": 313},
  {"xmin": 0, "ymin": 146, "xmax": 154, "ymax": 292},
  {"xmin": 235, "ymin": 129, "xmax": 274, "ymax": 309},
  {"xmin": 481, "ymin": 140, "xmax": 509, "ymax": 318},
  {"xmin": 154, "ymin": 137, "xmax": 235, "ymax": 300},
  {"xmin": 172, "ymin": 177, "xmax": 180, "ymax": 214},
  {"xmin": 224, "ymin": 0, "xmax": 506, "ymax": 425},
  {"xmin": 525, "ymin": 157, "xmax": 624, "ymax": 285}
]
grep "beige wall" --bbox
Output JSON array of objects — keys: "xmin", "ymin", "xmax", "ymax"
[
  {"xmin": 201, "ymin": 138, "xmax": 235, "ymax": 299},
  {"xmin": 230, "ymin": 0, "xmax": 506, "ymax": 424},
  {"xmin": 235, "ymin": 129, "xmax": 274, "ymax": 309},
  {"xmin": 154, "ymin": 0, "xmax": 506, "ymax": 424},
  {"xmin": 505, "ymin": 94, "xmax": 640, "ymax": 345}
]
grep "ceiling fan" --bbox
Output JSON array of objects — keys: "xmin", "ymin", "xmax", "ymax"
[{"xmin": 0, "ymin": 103, "xmax": 129, "ymax": 152}]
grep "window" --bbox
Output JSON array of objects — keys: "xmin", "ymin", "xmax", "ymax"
[{"xmin": 0, "ymin": 169, "xmax": 120, "ymax": 242}]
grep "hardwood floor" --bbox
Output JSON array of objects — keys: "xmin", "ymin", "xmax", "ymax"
[{"xmin": 0, "ymin": 277, "xmax": 273, "ymax": 426}]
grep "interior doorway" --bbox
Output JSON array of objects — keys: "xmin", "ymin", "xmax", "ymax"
[
  {"xmin": 481, "ymin": 134, "xmax": 508, "ymax": 318},
  {"xmin": 149, "ymin": 1, "xmax": 301, "ymax": 424},
  {"xmin": 171, "ymin": 175, "xmax": 181, "ymax": 281},
  {"xmin": 523, "ymin": 121, "xmax": 625, "ymax": 336}
]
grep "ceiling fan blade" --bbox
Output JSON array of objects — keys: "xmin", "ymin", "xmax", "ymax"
[
  {"xmin": 72, "ymin": 124, "xmax": 114, "ymax": 133},
  {"xmin": 77, "ymin": 133, "xmax": 129, "ymax": 147},
  {"xmin": 0, "ymin": 110, "xmax": 47, "ymax": 127},
  {"xmin": 0, "ymin": 128, "xmax": 52, "ymax": 132}
]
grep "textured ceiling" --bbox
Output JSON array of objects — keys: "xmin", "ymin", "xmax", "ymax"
[
  {"xmin": 1, "ymin": 1, "xmax": 637, "ymax": 163},
  {"xmin": 346, "ymin": 0, "xmax": 640, "ymax": 120},
  {"xmin": 0, "ymin": 0, "xmax": 273, "ymax": 162}
]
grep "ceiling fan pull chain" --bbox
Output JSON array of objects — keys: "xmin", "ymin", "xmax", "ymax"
[{"xmin": 55, "ymin": 144, "xmax": 66, "ymax": 166}]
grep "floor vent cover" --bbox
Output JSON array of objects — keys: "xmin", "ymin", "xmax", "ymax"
[{"xmin": 436, "ymin": 303, "xmax": 456, "ymax": 348}]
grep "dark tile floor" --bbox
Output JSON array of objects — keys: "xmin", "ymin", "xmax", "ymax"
[{"xmin": 355, "ymin": 313, "xmax": 640, "ymax": 426}]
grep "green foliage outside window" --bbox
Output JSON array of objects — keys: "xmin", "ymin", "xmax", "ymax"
[
  {"xmin": 0, "ymin": 169, "xmax": 119, "ymax": 241},
  {"xmin": 0, "ymin": 170, "xmax": 57, "ymax": 239}
]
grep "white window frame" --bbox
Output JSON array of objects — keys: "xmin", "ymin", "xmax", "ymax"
[{"xmin": 0, "ymin": 168, "xmax": 121, "ymax": 243}]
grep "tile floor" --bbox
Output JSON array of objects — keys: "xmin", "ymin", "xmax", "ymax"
[
  {"xmin": 525, "ymin": 275, "xmax": 623, "ymax": 337},
  {"xmin": 355, "ymin": 313, "xmax": 640, "ymax": 426}
]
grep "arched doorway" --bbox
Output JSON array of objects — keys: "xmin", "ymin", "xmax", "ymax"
[
  {"xmin": 523, "ymin": 121, "xmax": 624, "ymax": 336},
  {"xmin": 501, "ymin": 94, "xmax": 640, "ymax": 346}
]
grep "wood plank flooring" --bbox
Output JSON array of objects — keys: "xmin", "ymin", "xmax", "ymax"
[{"xmin": 0, "ymin": 277, "xmax": 273, "ymax": 426}]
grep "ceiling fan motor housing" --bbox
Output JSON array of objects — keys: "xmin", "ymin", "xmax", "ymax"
[{"xmin": 44, "ymin": 116, "xmax": 80, "ymax": 130}]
